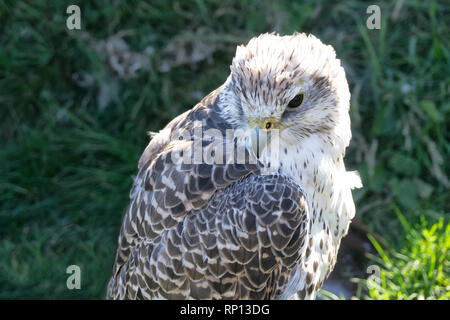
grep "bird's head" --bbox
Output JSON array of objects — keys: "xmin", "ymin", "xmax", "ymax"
[{"xmin": 221, "ymin": 33, "xmax": 351, "ymax": 158}]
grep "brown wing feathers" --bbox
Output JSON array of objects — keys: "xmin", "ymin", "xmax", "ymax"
[{"xmin": 107, "ymin": 88, "xmax": 309, "ymax": 299}]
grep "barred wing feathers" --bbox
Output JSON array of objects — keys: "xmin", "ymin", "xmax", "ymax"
[{"xmin": 107, "ymin": 88, "xmax": 309, "ymax": 299}]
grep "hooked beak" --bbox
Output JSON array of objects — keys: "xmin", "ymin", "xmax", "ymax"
[{"xmin": 249, "ymin": 118, "xmax": 276, "ymax": 158}]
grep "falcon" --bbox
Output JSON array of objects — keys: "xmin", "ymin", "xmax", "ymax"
[{"xmin": 107, "ymin": 33, "xmax": 362, "ymax": 300}]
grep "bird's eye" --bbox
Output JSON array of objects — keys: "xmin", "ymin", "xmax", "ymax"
[{"xmin": 287, "ymin": 93, "xmax": 305, "ymax": 109}]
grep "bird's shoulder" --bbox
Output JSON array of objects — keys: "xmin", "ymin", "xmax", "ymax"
[
  {"xmin": 137, "ymin": 85, "xmax": 226, "ymax": 172},
  {"xmin": 129, "ymin": 83, "xmax": 259, "ymax": 216}
]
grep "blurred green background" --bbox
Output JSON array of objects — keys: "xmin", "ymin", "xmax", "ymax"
[{"xmin": 0, "ymin": 0, "xmax": 448, "ymax": 299}]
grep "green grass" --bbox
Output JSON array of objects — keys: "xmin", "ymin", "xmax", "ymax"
[
  {"xmin": 354, "ymin": 212, "xmax": 449, "ymax": 300},
  {"xmin": 0, "ymin": 0, "xmax": 448, "ymax": 299}
]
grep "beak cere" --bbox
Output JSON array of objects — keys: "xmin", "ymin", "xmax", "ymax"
[{"xmin": 264, "ymin": 120, "xmax": 273, "ymax": 130}]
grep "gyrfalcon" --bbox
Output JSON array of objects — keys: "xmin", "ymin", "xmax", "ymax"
[{"xmin": 107, "ymin": 33, "xmax": 362, "ymax": 300}]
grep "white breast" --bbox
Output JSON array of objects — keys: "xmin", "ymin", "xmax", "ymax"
[{"xmin": 261, "ymin": 133, "xmax": 360, "ymax": 299}]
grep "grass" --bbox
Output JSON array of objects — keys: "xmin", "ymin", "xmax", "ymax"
[
  {"xmin": 354, "ymin": 211, "xmax": 449, "ymax": 300},
  {"xmin": 0, "ymin": 0, "xmax": 448, "ymax": 299}
]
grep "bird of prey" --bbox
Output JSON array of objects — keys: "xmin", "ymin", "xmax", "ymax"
[{"xmin": 107, "ymin": 33, "xmax": 362, "ymax": 300}]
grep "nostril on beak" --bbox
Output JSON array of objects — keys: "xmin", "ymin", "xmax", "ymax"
[{"xmin": 265, "ymin": 121, "xmax": 273, "ymax": 130}]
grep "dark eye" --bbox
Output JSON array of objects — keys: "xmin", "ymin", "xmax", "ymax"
[{"xmin": 287, "ymin": 93, "xmax": 305, "ymax": 109}]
